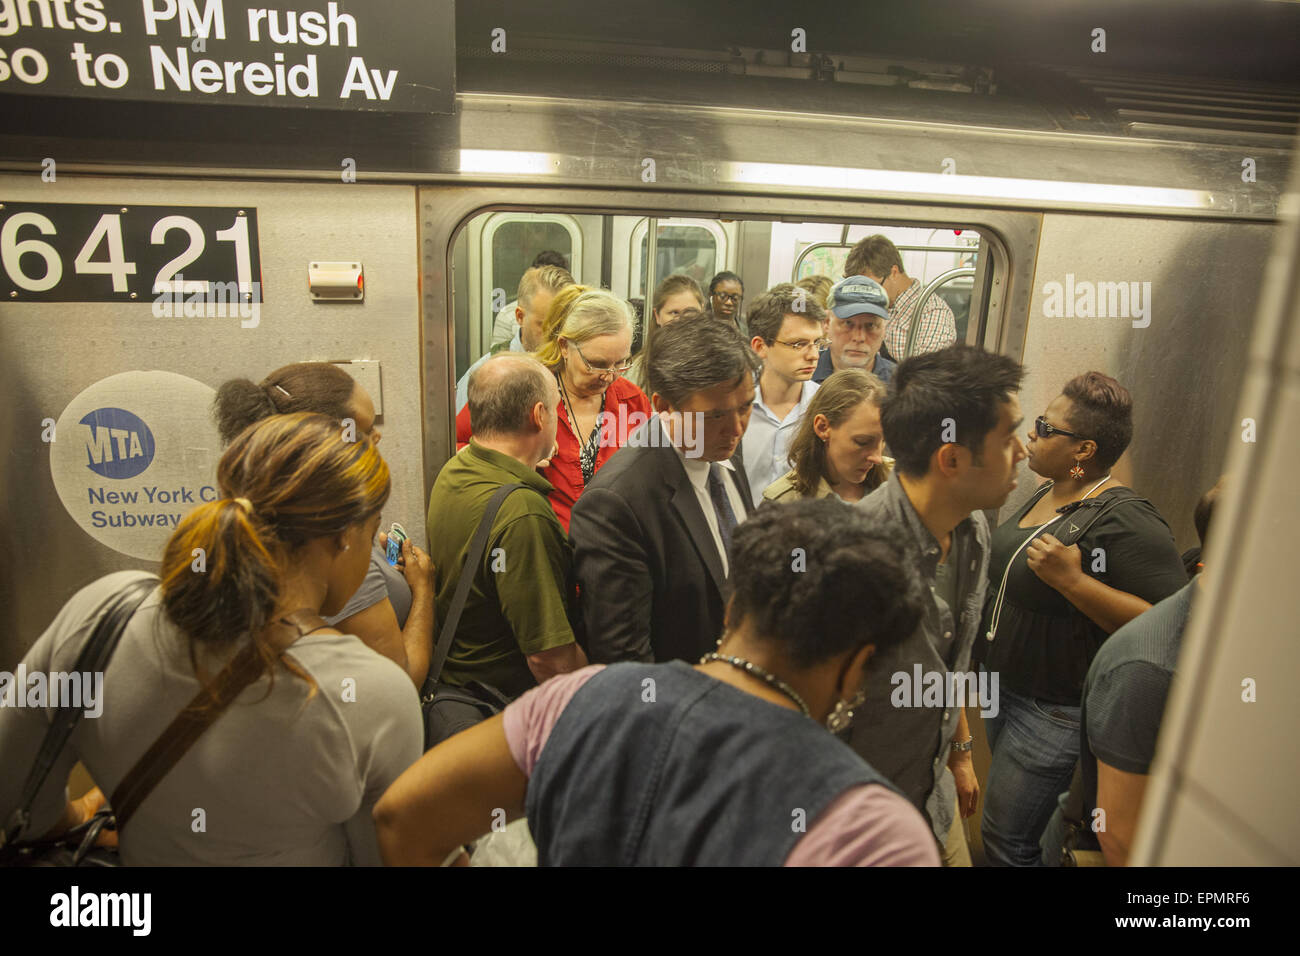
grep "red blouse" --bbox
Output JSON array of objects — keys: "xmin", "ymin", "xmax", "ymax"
[{"xmin": 455, "ymin": 375, "xmax": 653, "ymax": 532}]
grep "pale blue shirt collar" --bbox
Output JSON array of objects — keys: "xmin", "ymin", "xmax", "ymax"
[{"xmin": 752, "ymin": 378, "xmax": 819, "ymax": 426}]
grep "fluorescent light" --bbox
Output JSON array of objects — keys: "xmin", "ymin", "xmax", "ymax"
[
  {"xmin": 459, "ymin": 149, "xmax": 557, "ymax": 175},
  {"xmin": 722, "ymin": 161, "xmax": 1214, "ymax": 209}
]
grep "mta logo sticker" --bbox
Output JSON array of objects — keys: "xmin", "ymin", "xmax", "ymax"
[{"xmin": 80, "ymin": 407, "xmax": 156, "ymax": 479}]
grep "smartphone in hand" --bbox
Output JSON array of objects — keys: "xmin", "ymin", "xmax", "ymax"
[{"xmin": 385, "ymin": 522, "xmax": 409, "ymax": 567}]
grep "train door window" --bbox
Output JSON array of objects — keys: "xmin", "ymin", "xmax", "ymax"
[
  {"xmin": 630, "ymin": 218, "xmax": 728, "ymax": 297},
  {"xmin": 782, "ymin": 223, "xmax": 983, "ymax": 357},
  {"xmin": 479, "ymin": 212, "xmax": 582, "ymax": 352}
]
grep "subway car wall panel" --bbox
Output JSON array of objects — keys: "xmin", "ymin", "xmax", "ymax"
[
  {"xmin": 1007, "ymin": 213, "xmax": 1274, "ymax": 551},
  {"xmin": 0, "ymin": 175, "xmax": 425, "ymax": 666}
]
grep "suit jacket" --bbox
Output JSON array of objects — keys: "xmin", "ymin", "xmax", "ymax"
[{"xmin": 569, "ymin": 414, "xmax": 755, "ymax": 665}]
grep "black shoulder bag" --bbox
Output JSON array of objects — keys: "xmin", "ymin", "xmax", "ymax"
[
  {"xmin": 420, "ymin": 482, "xmax": 528, "ymax": 749},
  {"xmin": 2, "ymin": 577, "xmax": 156, "ymax": 867}
]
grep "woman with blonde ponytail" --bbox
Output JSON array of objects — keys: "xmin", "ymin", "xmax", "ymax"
[
  {"xmin": 454, "ymin": 284, "xmax": 652, "ymax": 531},
  {"xmin": 0, "ymin": 414, "xmax": 423, "ymax": 866}
]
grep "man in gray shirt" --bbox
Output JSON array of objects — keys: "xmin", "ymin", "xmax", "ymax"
[{"xmin": 848, "ymin": 344, "xmax": 1027, "ymax": 865}]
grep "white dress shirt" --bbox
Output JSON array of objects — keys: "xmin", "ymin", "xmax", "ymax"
[{"xmin": 741, "ymin": 379, "xmax": 820, "ymax": 507}]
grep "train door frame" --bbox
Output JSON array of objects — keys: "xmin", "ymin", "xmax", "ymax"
[{"xmin": 421, "ymin": 185, "xmax": 1044, "ymax": 497}]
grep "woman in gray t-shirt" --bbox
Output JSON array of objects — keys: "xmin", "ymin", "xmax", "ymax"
[{"xmin": 0, "ymin": 414, "xmax": 423, "ymax": 865}]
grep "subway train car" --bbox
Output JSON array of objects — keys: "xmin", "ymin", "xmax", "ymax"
[{"xmin": 1, "ymin": 1, "xmax": 1298, "ymax": 876}]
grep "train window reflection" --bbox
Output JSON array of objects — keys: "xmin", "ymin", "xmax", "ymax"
[{"xmin": 635, "ymin": 223, "xmax": 719, "ymax": 295}]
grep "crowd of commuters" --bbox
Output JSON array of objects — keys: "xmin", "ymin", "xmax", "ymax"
[{"xmin": 3, "ymin": 233, "xmax": 1210, "ymax": 868}]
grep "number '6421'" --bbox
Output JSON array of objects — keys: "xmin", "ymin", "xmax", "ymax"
[{"xmin": 0, "ymin": 204, "xmax": 260, "ymax": 302}]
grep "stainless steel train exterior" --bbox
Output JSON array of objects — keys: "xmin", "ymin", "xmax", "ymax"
[{"xmin": 1, "ymin": 60, "xmax": 1296, "ymax": 863}]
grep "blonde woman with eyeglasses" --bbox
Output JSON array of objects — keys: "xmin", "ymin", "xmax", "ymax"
[{"xmin": 456, "ymin": 285, "xmax": 652, "ymax": 531}]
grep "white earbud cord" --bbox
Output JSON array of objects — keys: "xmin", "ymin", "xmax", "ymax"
[{"xmin": 985, "ymin": 475, "xmax": 1112, "ymax": 642}]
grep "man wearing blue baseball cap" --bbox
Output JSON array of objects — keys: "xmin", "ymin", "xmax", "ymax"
[{"xmin": 813, "ymin": 276, "xmax": 897, "ymax": 386}]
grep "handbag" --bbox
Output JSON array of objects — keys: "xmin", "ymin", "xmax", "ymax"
[
  {"xmin": 1057, "ymin": 760, "xmax": 1108, "ymax": 867},
  {"xmin": 1, "ymin": 576, "xmax": 156, "ymax": 867},
  {"xmin": 2, "ymin": 575, "xmax": 330, "ymax": 866},
  {"xmin": 420, "ymin": 482, "xmax": 529, "ymax": 748}
]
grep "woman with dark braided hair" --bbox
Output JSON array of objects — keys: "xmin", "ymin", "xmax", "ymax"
[{"xmin": 214, "ymin": 362, "xmax": 436, "ymax": 689}]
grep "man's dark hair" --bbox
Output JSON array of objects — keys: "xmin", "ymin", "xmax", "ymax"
[
  {"xmin": 1061, "ymin": 372, "xmax": 1133, "ymax": 470},
  {"xmin": 882, "ymin": 344, "xmax": 1025, "ymax": 478},
  {"xmin": 745, "ymin": 283, "xmax": 827, "ymax": 344},
  {"xmin": 647, "ymin": 310, "xmax": 761, "ymax": 407},
  {"xmin": 729, "ymin": 499, "xmax": 926, "ymax": 668},
  {"xmin": 532, "ymin": 249, "xmax": 569, "ymax": 270},
  {"xmin": 708, "ymin": 271, "xmax": 745, "ymax": 296},
  {"xmin": 467, "ymin": 354, "xmax": 550, "ymax": 437},
  {"xmin": 844, "ymin": 235, "xmax": 905, "ymax": 281}
]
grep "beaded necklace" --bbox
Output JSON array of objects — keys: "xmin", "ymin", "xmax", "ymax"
[
  {"xmin": 557, "ymin": 371, "xmax": 606, "ymax": 485},
  {"xmin": 698, "ymin": 652, "xmax": 811, "ymax": 718}
]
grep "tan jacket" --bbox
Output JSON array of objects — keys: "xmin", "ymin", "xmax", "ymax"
[{"xmin": 761, "ymin": 458, "xmax": 895, "ymax": 503}]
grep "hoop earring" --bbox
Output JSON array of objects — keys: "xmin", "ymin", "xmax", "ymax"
[
  {"xmin": 826, "ymin": 688, "xmax": 866, "ymax": 734},
  {"xmin": 1069, "ymin": 464, "xmax": 1085, "ymax": 480}
]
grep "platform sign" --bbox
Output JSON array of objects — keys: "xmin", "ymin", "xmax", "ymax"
[{"xmin": 0, "ymin": 1, "xmax": 454, "ymax": 113}]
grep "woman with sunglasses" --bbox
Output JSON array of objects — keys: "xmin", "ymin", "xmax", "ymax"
[
  {"xmin": 977, "ymin": 372, "xmax": 1187, "ymax": 867},
  {"xmin": 455, "ymin": 285, "xmax": 651, "ymax": 532}
]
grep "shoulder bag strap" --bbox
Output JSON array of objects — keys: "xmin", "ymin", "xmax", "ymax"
[
  {"xmin": 3, "ymin": 576, "xmax": 158, "ymax": 847},
  {"xmin": 422, "ymin": 482, "xmax": 527, "ymax": 700},
  {"xmin": 1052, "ymin": 487, "xmax": 1145, "ymax": 548},
  {"xmin": 108, "ymin": 609, "xmax": 329, "ymax": 834}
]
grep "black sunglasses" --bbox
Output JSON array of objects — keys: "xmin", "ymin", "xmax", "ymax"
[{"xmin": 1035, "ymin": 416, "xmax": 1086, "ymax": 440}]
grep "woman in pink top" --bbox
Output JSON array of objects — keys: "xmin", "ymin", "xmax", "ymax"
[{"xmin": 374, "ymin": 498, "xmax": 941, "ymax": 867}]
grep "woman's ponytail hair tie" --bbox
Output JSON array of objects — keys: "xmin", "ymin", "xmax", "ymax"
[{"xmin": 232, "ymin": 497, "xmax": 253, "ymax": 515}]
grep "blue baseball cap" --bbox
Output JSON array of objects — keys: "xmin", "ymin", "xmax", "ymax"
[{"xmin": 827, "ymin": 276, "xmax": 890, "ymax": 321}]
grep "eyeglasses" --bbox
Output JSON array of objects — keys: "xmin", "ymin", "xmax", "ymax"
[
  {"xmin": 713, "ymin": 292, "xmax": 742, "ymax": 304},
  {"xmin": 1034, "ymin": 416, "xmax": 1086, "ymax": 440},
  {"xmin": 773, "ymin": 338, "xmax": 831, "ymax": 353},
  {"xmin": 574, "ymin": 342, "xmax": 633, "ymax": 377}
]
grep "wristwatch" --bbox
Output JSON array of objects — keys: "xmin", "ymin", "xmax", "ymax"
[{"xmin": 950, "ymin": 737, "xmax": 973, "ymax": 753}]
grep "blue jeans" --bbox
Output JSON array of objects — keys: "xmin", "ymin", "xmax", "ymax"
[{"xmin": 981, "ymin": 686, "xmax": 1081, "ymax": 867}]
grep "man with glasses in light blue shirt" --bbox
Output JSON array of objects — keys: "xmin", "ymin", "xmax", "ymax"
[
  {"xmin": 814, "ymin": 276, "xmax": 896, "ymax": 386},
  {"xmin": 741, "ymin": 283, "xmax": 826, "ymax": 506}
]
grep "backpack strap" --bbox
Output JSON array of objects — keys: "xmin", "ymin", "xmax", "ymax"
[
  {"xmin": 421, "ymin": 482, "xmax": 529, "ymax": 703},
  {"xmin": 109, "ymin": 609, "xmax": 329, "ymax": 834},
  {"xmin": 3, "ymin": 576, "xmax": 157, "ymax": 849}
]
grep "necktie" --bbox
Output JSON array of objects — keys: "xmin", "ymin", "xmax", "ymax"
[{"xmin": 707, "ymin": 463, "xmax": 739, "ymax": 559}]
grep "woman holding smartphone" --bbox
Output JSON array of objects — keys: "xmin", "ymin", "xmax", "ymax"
[{"xmin": 215, "ymin": 362, "xmax": 436, "ymax": 688}]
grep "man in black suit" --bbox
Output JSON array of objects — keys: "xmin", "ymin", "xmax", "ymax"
[{"xmin": 570, "ymin": 310, "xmax": 760, "ymax": 664}]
